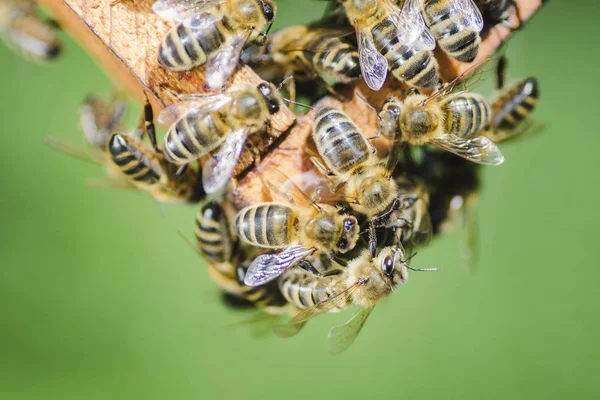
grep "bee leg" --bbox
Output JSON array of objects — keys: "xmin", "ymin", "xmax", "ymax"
[
  {"xmin": 141, "ymin": 96, "xmax": 159, "ymax": 152},
  {"xmin": 496, "ymin": 55, "xmax": 508, "ymax": 90},
  {"xmin": 368, "ymin": 221, "xmax": 377, "ymax": 257},
  {"xmin": 298, "ymin": 260, "xmax": 322, "ymax": 276},
  {"xmin": 310, "ymin": 157, "xmax": 336, "ymax": 177},
  {"xmin": 110, "ymin": 0, "xmax": 126, "ymax": 6},
  {"xmin": 176, "ymin": 164, "xmax": 188, "ymax": 176}
]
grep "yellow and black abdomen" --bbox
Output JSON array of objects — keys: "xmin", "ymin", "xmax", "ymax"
[
  {"xmin": 157, "ymin": 12, "xmax": 225, "ymax": 71},
  {"xmin": 164, "ymin": 109, "xmax": 227, "ymax": 165},
  {"xmin": 304, "ymin": 35, "xmax": 360, "ymax": 82},
  {"xmin": 491, "ymin": 77, "xmax": 539, "ymax": 131},
  {"xmin": 442, "ymin": 93, "xmax": 491, "ymax": 138},
  {"xmin": 235, "ymin": 203, "xmax": 296, "ymax": 249},
  {"xmin": 312, "ymin": 107, "xmax": 370, "ymax": 175},
  {"xmin": 279, "ymin": 269, "xmax": 345, "ymax": 311},
  {"xmin": 108, "ymin": 134, "xmax": 161, "ymax": 185},
  {"xmin": 423, "ymin": 0, "xmax": 481, "ymax": 62},
  {"xmin": 195, "ymin": 200, "xmax": 233, "ymax": 263},
  {"xmin": 371, "ymin": 19, "xmax": 439, "ymax": 88}
]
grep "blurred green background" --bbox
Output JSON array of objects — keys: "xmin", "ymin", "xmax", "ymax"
[{"xmin": 1, "ymin": 0, "xmax": 599, "ymax": 399}]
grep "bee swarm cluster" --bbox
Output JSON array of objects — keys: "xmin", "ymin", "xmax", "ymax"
[{"xmin": 27, "ymin": 0, "xmax": 542, "ymax": 354}]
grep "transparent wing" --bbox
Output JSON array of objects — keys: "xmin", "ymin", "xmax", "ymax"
[
  {"xmin": 452, "ymin": 0, "xmax": 484, "ymax": 32},
  {"xmin": 272, "ymin": 320, "xmax": 307, "ymax": 339},
  {"xmin": 205, "ymin": 32, "xmax": 247, "ymax": 89},
  {"xmin": 157, "ymin": 94, "xmax": 232, "ymax": 126},
  {"xmin": 279, "ymin": 170, "xmax": 347, "ymax": 206},
  {"xmin": 328, "ymin": 307, "xmax": 373, "ymax": 355},
  {"xmin": 290, "ymin": 278, "xmax": 367, "ymax": 324},
  {"xmin": 357, "ymin": 29, "xmax": 388, "ymax": 91},
  {"xmin": 152, "ymin": 0, "xmax": 222, "ymax": 21},
  {"xmin": 202, "ymin": 128, "xmax": 247, "ymax": 194},
  {"xmin": 44, "ymin": 136, "xmax": 101, "ymax": 165},
  {"xmin": 413, "ymin": 207, "xmax": 433, "ymax": 247},
  {"xmin": 244, "ymin": 246, "xmax": 317, "ymax": 286},
  {"xmin": 391, "ymin": 0, "xmax": 435, "ymax": 50},
  {"xmin": 430, "ymin": 134, "xmax": 504, "ymax": 166}
]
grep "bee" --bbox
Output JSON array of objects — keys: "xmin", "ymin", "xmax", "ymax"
[
  {"xmin": 279, "ymin": 245, "xmax": 436, "ymax": 354},
  {"xmin": 378, "ymin": 73, "xmax": 504, "ymax": 165},
  {"xmin": 338, "ymin": 0, "xmax": 438, "ymax": 90},
  {"xmin": 421, "ymin": 0, "xmax": 484, "ymax": 62},
  {"xmin": 235, "ymin": 198, "xmax": 360, "ymax": 286},
  {"xmin": 373, "ymin": 177, "xmax": 433, "ymax": 248},
  {"xmin": 0, "ymin": 0, "xmax": 61, "ymax": 62},
  {"xmin": 158, "ymin": 82, "xmax": 283, "ymax": 194},
  {"xmin": 152, "ymin": 0, "xmax": 276, "ymax": 89},
  {"xmin": 107, "ymin": 102, "xmax": 198, "ymax": 203},
  {"xmin": 485, "ymin": 77, "xmax": 539, "ymax": 143},
  {"xmin": 311, "ymin": 106, "xmax": 417, "ymax": 255},
  {"xmin": 250, "ymin": 25, "xmax": 360, "ymax": 90},
  {"xmin": 195, "ymin": 200, "xmax": 288, "ymax": 312}
]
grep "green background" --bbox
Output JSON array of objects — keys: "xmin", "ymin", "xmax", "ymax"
[{"xmin": 1, "ymin": 1, "xmax": 598, "ymax": 398}]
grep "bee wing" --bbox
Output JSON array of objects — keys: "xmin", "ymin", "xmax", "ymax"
[
  {"xmin": 44, "ymin": 136, "xmax": 102, "ymax": 165},
  {"xmin": 205, "ymin": 31, "xmax": 248, "ymax": 89},
  {"xmin": 152, "ymin": 0, "xmax": 223, "ymax": 21},
  {"xmin": 391, "ymin": 0, "xmax": 435, "ymax": 50},
  {"xmin": 357, "ymin": 28, "xmax": 388, "ymax": 91},
  {"xmin": 157, "ymin": 95, "xmax": 232, "ymax": 126},
  {"xmin": 430, "ymin": 134, "xmax": 505, "ymax": 166},
  {"xmin": 290, "ymin": 278, "xmax": 368, "ymax": 324},
  {"xmin": 413, "ymin": 209, "xmax": 433, "ymax": 247},
  {"xmin": 327, "ymin": 307, "xmax": 374, "ymax": 355},
  {"xmin": 272, "ymin": 320, "xmax": 307, "ymax": 339},
  {"xmin": 451, "ymin": 0, "xmax": 484, "ymax": 32},
  {"xmin": 202, "ymin": 128, "xmax": 248, "ymax": 194},
  {"xmin": 80, "ymin": 96, "xmax": 127, "ymax": 146},
  {"xmin": 279, "ymin": 170, "xmax": 347, "ymax": 206},
  {"xmin": 244, "ymin": 246, "xmax": 317, "ymax": 286}
]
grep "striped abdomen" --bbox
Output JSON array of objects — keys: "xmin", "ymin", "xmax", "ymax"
[
  {"xmin": 423, "ymin": 0, "xmax": 481, "ymax": 62},
  {"xmin": 474, "ymin": 0, "xmax": 511, "ymax": 25},
  {"xmin": 371, "ymin": 19, "xmax": 440, "ymax": 88},
  {"xmin": 195, "ymin": 201, "xmax": 232, "ymax": 263},
  {"xmin": 442, "ymin": 93, "xmax": 491, "ymax": 138},
  {"xmin": 303, "ymin": 34, "xmax": 360, "ymax": 82},
  {"xmin": 312, "ymin": 107, "xmax": 370, "ymax": 175},
  {"xmin": 108, "ymin": 134, "xmax": 161, "ymax": 185},
  {"xmin": 491, "ymin": 77, "xmax": 539, "ymax": 131},
  {"xmin": 279, "ymin": 270, "xmax": 349, "ymax": 311},
  {"xmin": 157, "ymin": 11, "xmax": 225, "ymax": 71},
  {"xmin": 164, "ymin": 108, "xmax": 227, "ymax": 164},
  {"xmin": 235, "ymin": 204, "xmax": 297, "ymax": 249}
]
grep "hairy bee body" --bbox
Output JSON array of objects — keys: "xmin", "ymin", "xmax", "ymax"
[
  {"xmin": 196, "ymin": 200, "xmax": 287, "ymax": 310},
  {"xmin": 108, "ymin": 134, "xmax": 196, "ymax": 203},
  {"xmin": 371, "ymin": 18, "xmax": 440, "ymax": 88},
  {"xmin": 163, "ymin": 84, "xmax": 280, "ymax": 165},
  {"xmin": 268, "ymin": 25, "xmax": 360, "ymax": 83},
  {"xmin": 0, "ymin": 0, "xmax": 61, "ymax": 62},
  {"xmin": 442, "ymin": 92, "xmax": 492, "ymax": 138},
  {"xmin": 490, "ymin": 77, "xmax": 539, "ymax": 132},
  {"xmin": 157, "ymin": 0, "xmax": 275, "ymax": 71},
  {"xmin": 279, "ymin": 247, "xmax": 408, "ymax": 312},
  {"xmin": 235, "ymin": 202, "xmax": 358, "ymax": 253}
]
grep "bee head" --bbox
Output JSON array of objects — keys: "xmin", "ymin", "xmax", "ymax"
[
  {"xmin": 379, "ymin": 98, "xmax": 402, "ymax": 140},
  {"xmin": 376, "ymin": 247, "xmax": 408, "ymax": 288},
  {"xmin": 257, "ymin": 82, "xmax": 281, "ymax": 114},
  {"xmin": 335, "ymin": 216, "xmax": 359, "ymax": 253}
]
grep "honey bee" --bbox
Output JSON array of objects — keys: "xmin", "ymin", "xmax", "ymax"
[
  {"xmin": 311, "ymin": 106, "xmax": 417, "ymax": 255},
  {"xmin": 235, "ymin": 197, "xmax": 360, "ymax": 286},
  {"xmin": 485, "ymin": 77, "xmax": 539, "ymax": 143},
  {"xmin": 378, "ymin": 74, "xmax": 504, "ymax": 165},
  {"xmin": 0, "ymin": 0, "xmax": 61, "ymax": 62},
  {"xmin": 338, "ymin": 0, "xmax": 438, "ymax": 90},
  {"xmin": 251, "ymin": 25, "xmax": 361, "ymax": 89},
  {"xmin": 280, "ymin": 245, "xmax": 436, "ymax": 354},
  {"xmin": 107, "ymin": 101, "xmax": 198, "ymax": 203},
  {"xmin": 195, "ymin": 200, "xmax": 288, "ymax": 312},
  {"xmin": 152, "ymin": 0, "xmax": 276, "ymax": 89},
  {"xmin": 158, "ymin": 82, "xmax": 283, "ymax": 194},
  {"xmin": 421, "ymin": 0, "xmax": 484, "ymax": 62}
]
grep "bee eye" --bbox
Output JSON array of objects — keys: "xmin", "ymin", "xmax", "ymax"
[
  {"xmin": 268, "ymin": 101, "xmax": 280, "ymax": 114},
  {"xmin": 382, "ymin": 256, "xmax": 395, "ymax": 279},
  {"xmin": 344, "ymin": 219, "xmax": 355, "ymax": 232},
  {"xmin": 261, "ymin": 2, "xmax": 274, "ymax": 21}
]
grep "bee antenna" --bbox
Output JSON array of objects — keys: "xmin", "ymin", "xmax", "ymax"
[
  {"xmin": 356, "ymin": 92, "xmax": 382, "ymax": 122},
  {"xmin": 282, "ymin": 98, "xmax": 313, "ymax": 110},
  {"xmin": 276, "ymin": 75, "xmax": 294, "ymax": 92},
  {"xmin": 406, "ymin": 265, "xmax": 440, "ymax": 272}
]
